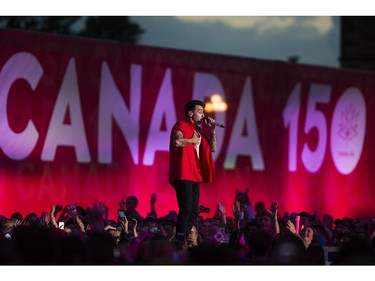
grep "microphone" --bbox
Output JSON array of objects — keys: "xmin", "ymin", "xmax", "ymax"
[{"xmin": 203, "ymin": 117, "xmax": 225, "ymax": 128}]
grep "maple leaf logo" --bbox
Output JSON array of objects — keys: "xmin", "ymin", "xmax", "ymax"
[{"xmin": 338, "ymin": 103, "xmax": 359, "ymax": 141}]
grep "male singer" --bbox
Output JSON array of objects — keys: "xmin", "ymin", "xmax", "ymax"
[{"xmin": 169, "ymin": 99, "xmax": 217, "ymax": 241}]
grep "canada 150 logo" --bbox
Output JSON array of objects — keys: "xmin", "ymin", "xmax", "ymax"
[
  {"xmin": 331, "ymin": 88, "xmax": 366, "ymax": 175},
  {"xmin": 283, "ymin": 84, "xmax": 366, "ymax": 175}
]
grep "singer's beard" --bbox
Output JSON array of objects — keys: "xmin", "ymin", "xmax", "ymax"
[
  {"xmin": 197, "ymin": 118, "xmax": 205, "ymax": 125},
  {"xmin": 195, "ymin": 117, "xmax": 202, "ymax": 123}
]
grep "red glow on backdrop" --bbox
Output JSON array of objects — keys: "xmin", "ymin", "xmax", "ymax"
[{"xmin": 0, "ymin": 29, "xmax": 374, "ymax": 221}]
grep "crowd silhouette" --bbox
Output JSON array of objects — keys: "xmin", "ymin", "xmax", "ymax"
[{"xmin": 1, "ymin": 189, "xmax": 375, "ymax": 265}]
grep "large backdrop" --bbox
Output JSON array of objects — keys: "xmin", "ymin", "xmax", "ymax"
[{"xmin": 0, "ymin": 29, "xmax": 374, "ymax": 220}]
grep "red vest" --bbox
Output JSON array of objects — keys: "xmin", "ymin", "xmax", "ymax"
[{"xmin": 169, "ymin": 118, "xmax": 215, "ymax": 184}]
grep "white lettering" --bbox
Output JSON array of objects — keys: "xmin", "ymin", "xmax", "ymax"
[
  {"xmin": 301, "ymin": 84, "xmax": 331, "ymax": 173},
  {"xmin": 98, "ymin": 62, "xmax": 141, "ymax": 164},
  {"xmin": 283, "ymin": 83, "xmax": 301, "ymax": 171},
  {"xmin": 0, "ymin": 52, "xmax": 42, "ymax": 160},
  {"xmin": 41, "ymin": 59, "xmax": 90, "ymax": 162},
  {"xmin": 224, "ymin": 77, "xmax": 264, "ymax": 170},
  {"xmin": 143, "ymin": 68, "xmax": 177, "ymax": 165}
]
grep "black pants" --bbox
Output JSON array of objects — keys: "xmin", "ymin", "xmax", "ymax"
[{"xmin": 172, "ymin": 180, "xmax": 200, "ymax": 239}]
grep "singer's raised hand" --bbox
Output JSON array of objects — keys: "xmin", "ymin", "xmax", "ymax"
[
  {"xmin": 203, "ymin": 117, "xmax": 225, "ymax": 128},
  {"xmin": 204, "ymin": 117, "xmax": 214, "ymax": 125}
]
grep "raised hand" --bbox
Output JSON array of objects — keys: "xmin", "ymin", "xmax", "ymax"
[
  {"xmin": 151, "ymin": 193, "xmax": 157, "ymax": 205},
  {"xmin": 120, "ymin": 216, "xmax": 129, "ymax": 234},
  {"xmin": 270, "ymin": 201, "xmax": 279, "ymax": 217},
  {"xmin": 286, "ymin": 219, "xmax": 297, "ymax": 234},
  {"xmin": 218, "ymin": 202, "xmax": 226, "ymax": 215},
  {"xmin": 232, "ymin": 200, "xmax": 241, "ymax": 217}
]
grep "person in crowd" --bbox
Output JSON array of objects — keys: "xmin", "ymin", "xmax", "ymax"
[
  {"xmin": 245, "ymin": 229, "xmax": 272, "ymax": 264},
  {"xmin": 84, "ymin": 230, "xmax": 118, "ymax": 265},
  {"xmin": 351, "ymin": 218, "xmax": 366, "ymax": 240},
  {"xmin": 227, "ymin": 228, "xmax": 249, "ymax": 263},
  {"xmin": 210, "ymin": 201, "xmax": 233, "ymax": 242},
  {"xmin": 366, "ymin": 217, "xmax": 375, "ymax": 241},
  {"xmin": 298, "ymin": 211, "xmax": 311, "ymax": 231},
  {"xmin": 254, "ymin": 201, "xmax": 266, "ymax": 219},
  {"xmin": 225, "ymin": 216, "xmax": 236, "ymax": 237},
  {"xmin": 135, "ymin": 234, "xmax": 179, "ymax": 264},
  {"xmin": 158, "ymin": 219, "xmax": 176, "ymax": 242},
  {"xmin": 169, "ymin": 99, "xmax": 217, "ymax": 242},
  {"xmin": 24, "ymin": 212, "xmax": 39, "ymax": 225},
  {"xmin": 159, "ymin": 210, "xmax": 178, "ymax": 223},
  {"xmin": 119, "ymin": 195, "xmax": 143, "ymax": 223},
  {"xmin": 148, "ymin": 192, "xmax": 157, "ymax": 218},
  {"xmin": 199, "ymin": 219, "xmax": 212, "ymax": 242},
  {"xmin": 139, "ymin": 215, "xmax": 160, "ymax": 237},
  {"xmin": 330, "ymin": 217, "xmax": 353, "ymax": 246},
  {"xmin": 201, "ymin": 217, "xmax": 219, "ymax": 243},
  {"xmin": 267, "ymin": 232, "xmax": 308, "ymax": 265},
  {"xmin": 0, "ymin": 219, "xmax": 16, "ymax": 240},
  {"xmin": 103, "ymin": 220, "xmax": 125, "ymax": 246},
  {"xmin": 232, "ymin": 199, "xmax": 245, "ymax": 232},
  {"xmin": 309, "ymin": 223, "xmax": 329, "ymax": 247},
  {"xmin": 244, "ymin": 219, "xmax": 260, "ymax": 235},
  {"xmin": 258, "ymin": 201, "xmax": 280, "ymax": 240},
  {"xmin": 10, "ymin": 212, "xmax": 23, "ymax": 222},
  {"xmin": 285, "ymin": 219, "xmax": 325, "ymax": 264},
  {"xmin": 212, "ymin": 201, "xmax": 227, "ymax": 228},
  {"xmin": 305, "ymin": 212, "xmax": 331, "ymax": 246},
  {"xmin": 321, "ymin": 213, "xmax": 334, "ymax": 242},
  {"xmin": 332, "ymin": 236, "xmax": 375, "ymax": 264},
  {"xmin": 234, "ymin": 188, "xmax": 255, "ymax": 222},
  {"xmin": 300, "ymin": 226, "xmax": 325, "ymax": 264},
  {"xmin": 186, "ymin": 224, "xmax": 202, "ymax": 248},
  {"xmin": 49, "ymin": 205, "xmax": 57, "ymax": 227}
]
